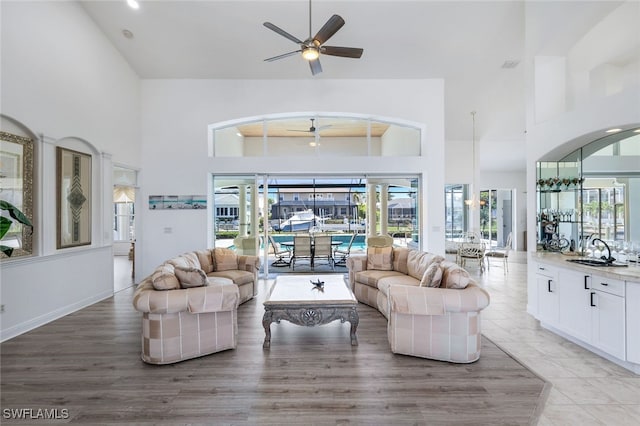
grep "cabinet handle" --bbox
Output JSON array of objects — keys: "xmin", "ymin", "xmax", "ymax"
[
  {"xmin": 539, "ymin": 267, "xmax": 545, "ymax": 271},
  {"xmin": 590, "ymin": 292, "xmax": 596, "ymax": 307},
  {"xmin": 548, "ymin": 280, "xmax": 552, "ymax": 293},
  {"xmin": 584, "ymin": 275, "xmax": 589, "ymax": 290},
  {"xmin": 600, "ymin": 282, "xmax": 608, "ymax": 286}
]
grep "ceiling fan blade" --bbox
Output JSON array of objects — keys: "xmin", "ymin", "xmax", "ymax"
[
  {"xmin": 309, "ymin": 58, "xmax": 322, "ymax": 75},
  {"xmin": 313, "ymin": 14, "xmax": 345, "ymax": 45},
  {"xmin": 322, "ymin": 46, "xmax": 364, "ymax": 59},
  {"xmin": 264, "ymin": 50, "xmax": 302, "ymax": 62},
  {"xmin": 263, "ymin": 22, "xmax": 304, "ymax": 45}
]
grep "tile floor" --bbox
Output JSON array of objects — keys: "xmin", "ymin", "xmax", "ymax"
[
  {"xmin": 474, "ymin": 252, "xmax": 640, "ymax": 425},
  {"xmin": 113, "ymin": 255, "xmax": 134, "ymax": 293}
]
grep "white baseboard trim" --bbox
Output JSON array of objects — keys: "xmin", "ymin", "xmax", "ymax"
[{"xmin": 0, "ymin": 290, "xmax": 113, "ymax": 342}]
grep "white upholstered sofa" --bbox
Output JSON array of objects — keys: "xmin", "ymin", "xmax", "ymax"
[
  {"xmin": 132, "ymin": 248, "xmax": 260, "ymax": 364},
  {"xmin": 347, "ymin": 247, "xmax": 490, "ymax": 363}
]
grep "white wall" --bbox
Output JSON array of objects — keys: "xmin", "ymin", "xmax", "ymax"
[
  {"xmin": 0, "ymin": 1, "xmax": 141, "ymax": 166},
  {"xmin": 138, "ymin": 79, "xmax": 445, "ymax": 278},
  {"xmin": 381, "ymin": 125, "xmax": 420, "ymax": 156},
  {"xmin": 0, "ymin": 2, "xmax": 141, "ymax": 341}
]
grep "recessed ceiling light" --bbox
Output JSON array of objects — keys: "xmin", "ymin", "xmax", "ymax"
[
  {"xmin": 126, "ymin": 0, "xmax": 140, "ymax": 10},
  {"xmin": 236, "ymin": 132, "xmax": 242, "ymax": 137},
  {"xmin": 122, "ymin": 29, "xmax": 134, "ymax": 39},
  {"xmin": 634, "ymin": 129, "xmax": 640, "ymax": 133},
  {"xmin": 606, "ymin": 128, "xmax": 622, "ymax": 133}
]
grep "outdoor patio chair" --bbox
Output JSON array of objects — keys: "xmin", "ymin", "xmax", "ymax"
[
  {"xmin": 269, "ymin": 235, "xmax": 291, "ymax": 267},
  {"xmin": 291, "ymin": 235, "xmax": 312, "ymax": 270},
  {"xmin": 334, "ymin": 233, "xmax": 357, "ymax": 266},
  {"xmin": 313, "ymin": 234, "xmax": 334, "ymax": 270}
]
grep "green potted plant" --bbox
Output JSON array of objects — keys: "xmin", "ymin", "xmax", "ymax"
[{"xmin": 0, "ymin": 200, "xmax": 33, "ymax": 257}]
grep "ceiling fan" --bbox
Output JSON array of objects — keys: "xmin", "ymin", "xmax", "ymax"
[
  {"xmin": 263, "ymin": 0, "xmax": 364, "ymax": 76},
  {"xmin": 288, "ymin": 118, "xmax": 331, "ymax": 134}
]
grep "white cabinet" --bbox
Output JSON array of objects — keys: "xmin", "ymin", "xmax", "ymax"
[
  {"xmin": 535, "ymin": 263, "xmax": 629, "ymax": 364},
  {"xmin": 536, "ymin": 263, "xmax": 558, "ymax": 326},
  {"xmin": 532, "ymin": 256, "xmax": 640, "ymax": 373},
  {"xmin": 625, "ymin": 282, "xmax": 640, "ymax": 364},
  {"xmin": 557, "ymin": 269, "xmax": 591, "ymax": 343},
  {"xmin": 591, "ymin": 289, "xmax": 625, "ymax": 359},
  {"xmin": 589, "ymin": 273, "xmax": 625, "ymax": 360}
]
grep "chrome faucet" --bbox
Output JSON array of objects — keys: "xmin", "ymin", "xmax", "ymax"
[{"xmin": 592, "ymin": 238, "xmax": 614, "ymax": 263}]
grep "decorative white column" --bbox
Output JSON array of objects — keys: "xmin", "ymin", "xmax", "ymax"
[
  {"xmin": 249, "ymin": 184, "xmax": 258, "ymax": 237},
  {"xmin": 380, "ymin": 184, "xmax": 389, "ymax": 236},
  {"xmin": 239, "ymin": 185, "xmax": 247, "ymax": 236},
  {"xmin": 367, "ymin": 183, "xmax": 377, "ymax": 236}
]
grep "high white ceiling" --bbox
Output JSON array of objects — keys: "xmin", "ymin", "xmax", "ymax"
[{"xmin": 79, "ymin": 0, "xmax": 623, "ymax": 172}]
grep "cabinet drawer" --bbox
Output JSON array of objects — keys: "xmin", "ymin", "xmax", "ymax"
[
  {"xmin": 590, "ymin": 275, "xmax": 625, "ymax": 297},
  {"xmin": 536, "ymin": 263, "xmax": 557, "ymax": 278}
]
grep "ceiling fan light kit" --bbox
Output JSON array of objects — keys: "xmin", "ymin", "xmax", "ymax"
[
  {"xmin": 302, "ymin": 46, "xmax": 319, "ymax": 61},
  {"xmin": 263, "ymin": 0, "xmax": 363, "ymax": 75}
]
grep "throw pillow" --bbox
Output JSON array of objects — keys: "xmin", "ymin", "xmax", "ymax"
[
  {"xmin": 367, "ymin": 246, "xmax": 393, "ymax": 271},
  {"xmin": 441, "ymin": 263, "xmax": 472, "ymax": 289},
  {"xmin": 174, "ymin": 266, "xmax": 208, "ymax": 289},
  {"xmin": 392, "ymin": 247, "xmax": 410, "ymax": 275},
  {"xmin": 420, "ymin": 262, "xmax": 443, "ymax": 287},
  {"xmin": 195, "ymin": 249, "xmax": 214, "ymax": 273},
  {"xmin": 151, "ymin": 264, "xmax": 180, "ymax": 291},
  {"xmin": 407, "ymin": 250, "xmax": 445, "ymax": 281},
  {"xmin": 214, "ymin": 248, "xmax": 238, "ymax": 271},
  {"xmin": 167, "ymin": 252, "xmax": 200, "ymax": 269}
]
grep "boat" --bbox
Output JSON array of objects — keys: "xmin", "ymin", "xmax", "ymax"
[{"xmin": 273, "ymin": 209, "xmax": 325, "ymax": 232}]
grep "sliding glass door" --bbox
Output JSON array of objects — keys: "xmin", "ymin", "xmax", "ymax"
[{"xmin": 211, "ymin": 174, "xmax": 420, "ymax": 277}]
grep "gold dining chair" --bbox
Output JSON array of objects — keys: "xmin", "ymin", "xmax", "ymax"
[{"xmin": 458, "ymin": 242, "xmax": 486, "ymax": 273}]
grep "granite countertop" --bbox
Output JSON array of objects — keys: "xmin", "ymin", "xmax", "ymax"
[{"xmin": 532, "ymin": 252, "xmax": 640, "ymax": 283}]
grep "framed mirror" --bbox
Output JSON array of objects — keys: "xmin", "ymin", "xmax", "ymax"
[{"xmin": 0, "ymin": 131, "xmax": 34, "ymax": 258}]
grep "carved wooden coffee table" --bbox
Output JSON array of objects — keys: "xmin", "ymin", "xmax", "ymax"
[{"xmin": 262, "ymin": 274, "xmax": 359, "ymax": 348}]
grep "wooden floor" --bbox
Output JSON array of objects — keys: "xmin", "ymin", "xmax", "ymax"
[{"xmin": 0, "ymin": 275, "xmax": 547, "ymax": 425}]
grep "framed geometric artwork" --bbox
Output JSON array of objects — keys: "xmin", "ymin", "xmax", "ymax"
[
  {"xmin": 57, "ymin": 147, "xmax": 92, "ymax": 249},
  {"xmin": 0, "ymin": 131, "xmax": 34, "ymax": 258}
]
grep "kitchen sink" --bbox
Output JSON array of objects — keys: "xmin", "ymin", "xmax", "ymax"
[{"xmin": 566, "ymin": 258, "xmax": 628, "ymax": 267}]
